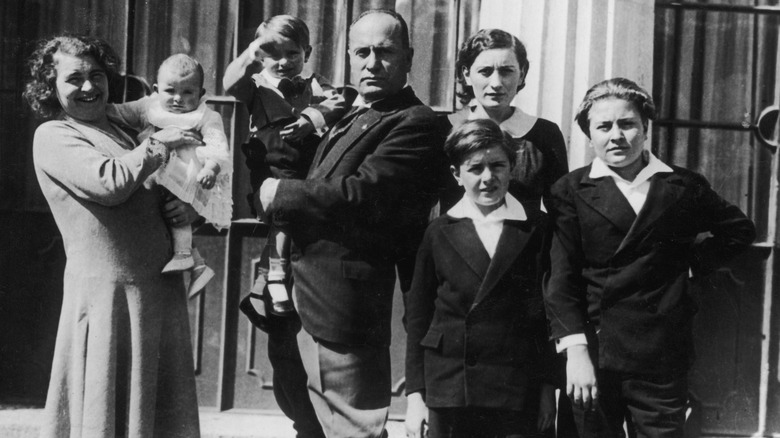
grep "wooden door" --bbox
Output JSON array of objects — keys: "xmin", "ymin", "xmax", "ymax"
[{"xmin": 653, "ymin": 1, "xmax": 780, "ymax": 435}]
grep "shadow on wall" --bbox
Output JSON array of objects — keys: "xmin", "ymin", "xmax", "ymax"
[{"xmin": 0, "ymin": 211, "xmax": 65, "ymax": 406}]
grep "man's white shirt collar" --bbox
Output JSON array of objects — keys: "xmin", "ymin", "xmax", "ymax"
[
  {"xmin": 447, "ymin": 192, "xmax": 527, "ymax": 222},
  {"xmin": 589, "ymin": 150, "xmax": 673, "ymax": 186},
  {"xmin": 351, "ymin": 84, "xmax": 410, "ymax": 109}
]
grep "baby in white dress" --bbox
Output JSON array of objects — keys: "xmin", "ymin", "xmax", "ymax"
[{"xmin": 109, "ymin": 54, "xmax": 232, "ymax": 297}]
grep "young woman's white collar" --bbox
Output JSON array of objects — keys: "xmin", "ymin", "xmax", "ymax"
[{"xmin": 466, "ymin": 100, "xmax": 538, "ymax": 138}]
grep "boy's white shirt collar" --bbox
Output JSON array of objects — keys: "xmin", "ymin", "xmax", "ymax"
[
  {"xmin": 147, "ymin": 94, "xmax": 209, "ymax": 130},
  {"xmin": 259, "ymin": 68, "xmax": 303, "ymax": 88},
  {"xmin": 447, "ymin": 192, "xmax": 527, "ymax": 222},
  {"xmin": 466, "ymin": 100, "xmax": 538, "ymax": 138},
  {"xmin": 589, "ymin": 150, "xmax": 673, "ymax": 186}
]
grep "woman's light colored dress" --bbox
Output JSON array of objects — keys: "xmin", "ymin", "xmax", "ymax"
[{"xmin": 33, "ymin": 118, "xmax": 200, "ymax": 438}]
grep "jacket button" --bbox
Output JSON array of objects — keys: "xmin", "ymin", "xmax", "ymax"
[
  {"xmin": 290, "ymin": 254, "xmax": 300, "ymax": 262},
  {"xmin": 465, "ymin": 356, "xmax": 477, "ymax": 367}
]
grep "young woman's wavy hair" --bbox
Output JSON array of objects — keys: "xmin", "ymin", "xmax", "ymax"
[
  {"xmin": 456, "ymin": 29, "xmax": 529, "ymax": 103},
  {"xmin": 23, "ymin": 35, "xmax": 120, "ymax": 119}
]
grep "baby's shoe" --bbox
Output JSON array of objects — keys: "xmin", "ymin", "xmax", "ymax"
[
  {"xmin": 162, "ymin": 251, "xmax": 194, "ymax": 273},
  {"xmin": 188, "ymin": 248, "xmax": 215, "ymax": 298},
  {"xmin": 267, "ymin": 280, "xmax": 295, "ymax": 316}
]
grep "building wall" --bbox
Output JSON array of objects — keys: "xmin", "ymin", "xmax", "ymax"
[{"xmin": 478, "ymin": 0, "xmax": 655, "ymax": 170}]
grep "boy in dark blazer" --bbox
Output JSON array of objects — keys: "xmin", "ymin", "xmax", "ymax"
[
  {"xmin": 224, "ymin": 14, "xmax": 351, "ymax": 316},
  {"xmin": 544, "ymin": 78, "xmax": 756, "ymax": 437},
  {"xmin": 405, "ymin": 119, "xmax": 556, "ymax": 438}
]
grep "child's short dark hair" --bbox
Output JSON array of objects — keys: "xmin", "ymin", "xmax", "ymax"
[
  {"xmin": 575, "ymin": 77, "xmax": 656, "ymax": 138},
  {"xmin": 157, "ymin": 53, "xmax": 204, "ymax": 89},
  {"xmin": 445, "ymin": 119, "xmax": 516, "ymax": 169},
  {"xmin": 255, "ymin": 15, "xmax": 310, "ymax": 49}
]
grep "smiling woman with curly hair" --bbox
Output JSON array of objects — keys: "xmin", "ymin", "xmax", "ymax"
[
  {"xmin": 24, "ymin": 36, "xmax": 120, "ymax": 119},
  {"xmin": 25, "ymin": 35, "xmax": 205, "ymax": 438}
]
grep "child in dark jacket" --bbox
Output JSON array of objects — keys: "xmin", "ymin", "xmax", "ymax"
[
  {"xmin": 544, "ymin": 77, "xmax": 756, "ymax": 437},
  {"xmin": 405, "ymin": 119, "xmax": 556, "ymax": 438},
  {"xmin": 224, "ymin": 14, "xmax": 351, "ymax": 316}
]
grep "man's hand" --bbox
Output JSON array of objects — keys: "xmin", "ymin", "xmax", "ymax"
[
  {"xmin": 566, "ymin": 344, "xmax": 598, "ymax": 411},
  {"xmin": 404, "ymin": 392, "xmax": 428, "ymax": 438},
  {"xmin": 162, "ymin": 196, "xmax": 199, "ymax": 228},
  {"xmin": 280, "ymin": 116, "xmax": 316, "ymax": 143},
  {"xmin": 537, "ymin": 383, "xmax": 556, "ymax": 431}
]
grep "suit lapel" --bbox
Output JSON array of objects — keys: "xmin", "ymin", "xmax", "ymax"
[
  {"xmin": 310, "ymin": 87, "xmax": 420, "ymax": 179},
  {"xmin": 441, "ymin": 220, "xmax": 491, "ymax": 280},
  {"xmin": 309, "ymin": 132, "xmax": 330, "ymax": 175},
  {"xmin": 311, "ymin": 106, "xmax": 365, "ymax": 168},
  {"xmin": 472, "ymin": 220, "xmax": 534, "ymax": 307},
  {"xmin": 312, "ymin": 109, "xmax": 383, "ymax": 178},
  {"xmin": 576, "ymin": 172, "xmax": 636, "ymax": 235},
  {"xmin": 616, "ymin": 172, "xmax": 686, "ymax": 253},
  {"xmin": 312, "ymin": 109, "xmax": 384, "ymax": 178}
]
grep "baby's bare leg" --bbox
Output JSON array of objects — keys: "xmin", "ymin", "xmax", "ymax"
[
  {"xmin": 267, "ymin": 226, "xmax": 293, "ymax": 315},
  {"xmin": 162, "ymin": 224, "xmax": 195, "ymax": 273}
]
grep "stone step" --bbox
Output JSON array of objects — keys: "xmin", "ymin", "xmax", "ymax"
[{"xmin": 0, "ymin": 407, "xmax": 406, "ymax": 437}]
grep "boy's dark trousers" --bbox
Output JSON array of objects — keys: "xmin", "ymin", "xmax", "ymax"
[
  {"xmin": 571, "ymin": 361, "xmax": 687, "ymax": 438},
  {"xmin": 267, "ymin": 314, "xmax": 326, "ymax": 438},
  {"xmin": 239, "ymin": 247, "xmax": 325, "ymax": 438},
  {"xmin": 427, "ymin": 404, "xmax": 554, "ymax": 438},
  {"xmin": 567, "ymin": 330, "xmax": 686, "ymax": 438},
  {"xmin": 238, "ymin": 172, "xmax": 324, "ymax": 438}
]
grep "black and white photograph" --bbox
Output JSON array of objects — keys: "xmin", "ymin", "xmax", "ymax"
[{"xmin": 0, "ymin": 1, "xmax": 778, "ymax": 437}]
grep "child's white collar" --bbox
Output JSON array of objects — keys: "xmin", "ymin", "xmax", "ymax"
[
  {"xmin": 590, "ymin": 150, "xmax": 673, "ymax": 186},
  {"xmin": 447, "ymin": 192, "xmax": 527, "ymax": 222},
  {"xmin": 259, "ymin": 68, "xmax": 304, "ymax": 88}
]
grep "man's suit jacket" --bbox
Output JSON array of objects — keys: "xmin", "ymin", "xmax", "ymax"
[
  {"xmin": 405, "ymin": 208, "xmax": 556, "ymax": 410},
  {"xmin": 265, "ymin": 87, "xmax": 450, "ymax": 346},
  {"xmin": 545, "ymin": 164, "xmax": 756, "ymax": 375}
]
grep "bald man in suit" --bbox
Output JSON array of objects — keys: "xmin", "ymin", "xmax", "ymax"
[{"xmin": 255, "ymin": 9, "xmax": 449, "ymax": 438}]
